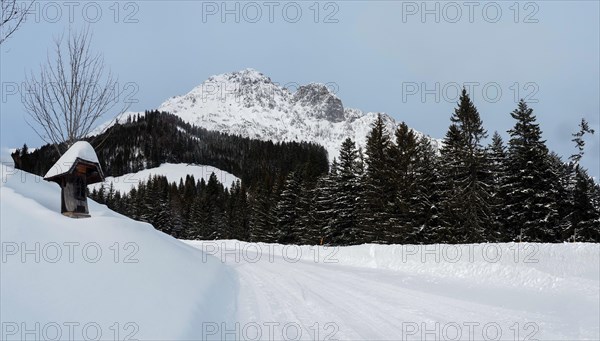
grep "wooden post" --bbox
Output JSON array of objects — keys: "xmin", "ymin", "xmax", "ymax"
[{"xmin": 61, "ymin": 174, "xmax": 90, "ymax": 218}]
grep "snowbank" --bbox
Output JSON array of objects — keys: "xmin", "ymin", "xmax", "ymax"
[
  {"xmin": 1, "ymin": 165, "xmax": 237, "ymax": 340},
  {"xmin": 1, "ymin": 146, "xmax": 15, "ymax": 167},
  {"xmin": 188, "ymin": 240, "xmax": 599, "ymax": 294},
  {"xmin": 89, "ymin": 163, "xmax": 239, "ymax": 193}
]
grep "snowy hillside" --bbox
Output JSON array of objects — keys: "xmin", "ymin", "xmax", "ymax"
[
  {"xmin": 0, "ymin": 165, "xmax": 236, "ymax": 340},
  {"xmin": 89, "ymin": 163, "xmax": 239, "ymax": 194},
  {"xmin": 98, "ymin": 69, "xmax": 441, "ymax": 160}
]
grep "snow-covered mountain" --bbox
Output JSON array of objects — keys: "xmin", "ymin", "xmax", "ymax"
[{"xmin": 102, "ymin": 68, "xmax": 441, "ymax": 160}]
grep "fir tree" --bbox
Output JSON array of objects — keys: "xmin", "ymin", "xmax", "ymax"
[
  {"xmin": 488, "ymin": 132, "xmax": 509, "ymax": 241},
  {"xmin": 295, "ymin": 178, "xmax": 319, "ymax": 245},
  {"xmin": 362, "ymin": 114, "xmax": 394, "ymax": 243},
  {"xmin": 329, "ymin": 138, "xmax": 362, "ymax": 245},
  {"xmin": 248, "ymin": 182, "xmax": 276, "ymax": 242},
  {"xmin": 314, "ymin": 160, "xmax": 338, "ymax": 245},
  {"xmin": 390, "ymin": 122, "xmax": 420, "ymax": 244},
  {"xmin": 569, "ymin": 167, "xmax": 600, "ymax": 241},
  {"xmin": 438, "ymin": 124, "xmax": 464, "ymax": 242},
  {"xmin": 506, "ymin": 100, "xmax": 561, "ymax": 242},
  {"xmin": 413, "ymin": 136, "xmax": 442, "ymax": 243},
  {"xmin": 274, "ymin": 171, "xmax": 303, "ymax": 244},
  {"xmin": 439, "ymin": 89, "xmax": 491, "ymax": 243}
]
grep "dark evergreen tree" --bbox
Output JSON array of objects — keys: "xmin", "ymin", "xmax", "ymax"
[
  {"xmin": 437, "ymin": 124, "xmax": 464, "ymax": 242},
  {"xmin": 205, "ymin": 172, "xmax": 227, "ymax": 239},
  {"xmin": 439, "ymin": 89, "xmax": 491, "ymax": 243},
  {"xmin": 221, "ymin": 180, "xmax": 246, "ymax": 240},
  {"xmin": 188, "ymin": 180, "xmax": 209, "ymax": 239},
  {"xmin": 412, "ymin": 136, "xmax": 442, "ymax": 243},
  {"xmin": 274, "ymin": 171, "xmax": 302, "ymax": 244},
  {"xmin": 362, "ymin": 115, "xmax": 394, "ymax": 243},
  {"xmin": 248, "ymin": 182, "xmax": 276, "ymax": 242},
  {"xmin": 505, "ymin": 100, "xmax": 561, "ymax": 242},
  {"xmin": 565, "ymin": 119, "xmax": 599, "ymax": 242},
  {"xmin": 389, "ymin": 122, "xmax": 420, "ymax": 244},
  {"xmin": 294, "ymin": 178, "xmax": 319, "ymax": 245},
  {"xmin": 328, "ymin": 138, "xmax": 362, "ymax": 245},
  {"xmin": 487, "ymin": 132, "xmax": 509, "ymax": 242},
  {"xmin": 314, "ymin": 160, "xmax": 338, "ymax": 245}
]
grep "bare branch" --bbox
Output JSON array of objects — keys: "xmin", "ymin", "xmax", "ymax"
[
  {"xmin": 0, "ymin": 0, "xmax": 34, "ymax": 44},
  {"xmin": 23, "ymin": 27, "xmax": 129, "ymax": 154}
]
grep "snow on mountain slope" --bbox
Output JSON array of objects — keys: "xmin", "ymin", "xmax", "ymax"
[
  {"xmin": 98, "ymin": 69, "xmax": 441, "ymax": 160},
  {"xmin": 89, "ymin": 163, "xmax": 239, "ymax": 194},
  {"xmin": 186, "ymin": 240, "xmax": 600, "ymax": 340},
  {"xmin": 0, "ymin": 166, "xmax": 236, "ymax": 340},
  {"xmin": 159, "ymin": 68, "xmax": 442, "ymax": 160}
]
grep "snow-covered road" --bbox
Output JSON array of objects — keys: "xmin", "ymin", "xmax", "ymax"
[{"xmin": 187, "ymin": 241, "xmax": 599, "ymax": 341}]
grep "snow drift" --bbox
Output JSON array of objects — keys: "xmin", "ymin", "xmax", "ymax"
[{"xmin": 0, "ymin": 165, "xmax": 237, "ymax": 340}]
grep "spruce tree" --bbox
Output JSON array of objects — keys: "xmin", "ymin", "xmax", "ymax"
[
  {"xmin": 274, "ymin": 171, "xmax": 302, "ymax": 244},
  {"xmin": 565, "ymin": 120, "xmax": 599, "ymax": 242},
  {"xmin": 314, "ymin": 160, "xmax": 338, "ymax": 245},
  {"xmin": 439, "ymin": 89, "xmax": 491, "ymax": 243},
  {"xmin": 362, "ymin": 114, "xmax": 394, "ymax": 243},
  {"xmin": 438, "ymin": 124, "xmax": 464, "ymax": 242},
  {"xmin": 413, "ymin": 136, "xmax": 442, "ymax": 243},
  {"xmin": 295, "ymin": 178, "xmax": 319, "ymax": 245},
  {"xmin": 390, "ymin": 122, "xmax": 420, "ymax": 244},
  {"xmin": 488, "ymin": 132, "xmax": 509, "ymax": 241},
  {"xmin": 506, "ymin": 100, "xmax": 561, "ymax": 242},
  {"xmin": 249, "ymin": 182, "xmax": 276, "ymax": 242},
  {"xmin": 569, "ymin": 166, "xmax": 600, "ymax": 242},
  {"xmin": 205, "ymin": 173, "xmax": 226, "ymax": 239},
  {"xmin": 329, "ymin": 138, "xmax": 362, "ymax": 245}
]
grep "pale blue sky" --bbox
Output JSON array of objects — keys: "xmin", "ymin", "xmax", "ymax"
[{"xmin": 1, "ymin": 1, "xmax": 598, "ymax": 178}]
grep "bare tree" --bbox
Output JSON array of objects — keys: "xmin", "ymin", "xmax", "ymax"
[
  {"xmin": 23, "ymin": 27, "xmax": 127, "ymax": 153},
  {"xmin": 1, "ymin": 0, "xmax": 34, "ymax": 44}
]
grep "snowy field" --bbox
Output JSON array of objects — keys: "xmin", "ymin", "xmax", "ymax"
[
  {"xmin": 89, "ymin": 162, "xmax": 239, "ymax": 193},
  {"xmin": 2, "ymin": 165, "xmax": 598, "ymax": 340}
]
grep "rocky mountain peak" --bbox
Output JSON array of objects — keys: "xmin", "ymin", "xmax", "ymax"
[
  {"xmin": 208, "ymin": 68, "xmax": 273, "ymax": 86},
  {"xmin": 292, "ymin": 83, "xmax": 344, "ymax": 122}
]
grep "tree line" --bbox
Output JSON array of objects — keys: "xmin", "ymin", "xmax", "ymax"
[
  {"xmin": 295, "ymin": 91, "xmax": 600, "ymax": 245},
  {"xmin": 14, "ymin": 92, "xmax": 600, "ymax": 244},
  {"xmin": 12, "ymin": 110, "xmax": 329, "ymax": 189}
]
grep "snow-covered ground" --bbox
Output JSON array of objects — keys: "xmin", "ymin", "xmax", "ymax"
[
  {"xmin": 185, "ymin": 240, "xmax": 600, "ymax": 341},
  {"xmin": 1, "ymin": 165, "xmax": 236, "ymax": 340},
  {"xmin": 2, "ymin": 165, "xmax": 598, "ymax": 340},
  {"xmin": 89, "ymin": 162, "xmax": 239, "ymax": 194}
]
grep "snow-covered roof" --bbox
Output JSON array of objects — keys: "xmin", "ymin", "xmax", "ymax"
[{"xmin": 44, "ymin": 141, "xmax": 101, "ymax": 179}]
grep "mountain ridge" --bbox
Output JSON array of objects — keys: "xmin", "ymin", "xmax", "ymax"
[{"xmin": 100, "ymin": 68, "xmax": 441, "ymax": 160}]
